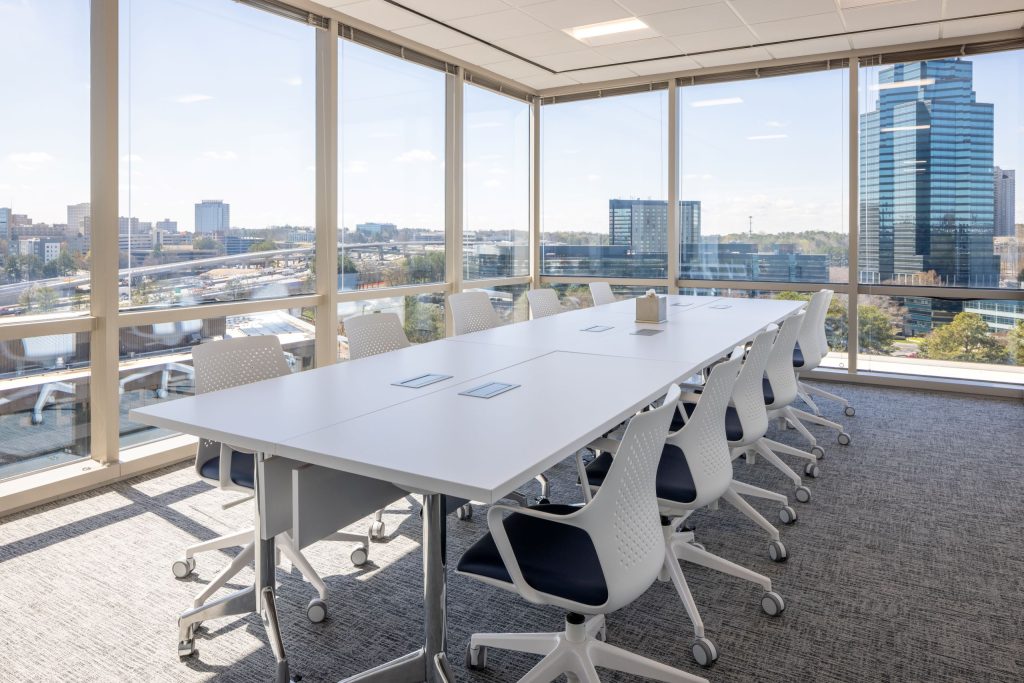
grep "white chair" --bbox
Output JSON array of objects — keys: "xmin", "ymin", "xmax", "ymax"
[
  {"xmin": 0, "ymin": 334, "xmax": 78, "ymax": 425},
  {"xmin": 589, "ymin": 281, "xmax": 616, "ymax": 306},
  {"xmin": 526, "ymin": 288, "xmax": 562, "ymax": 319},
  {"xmin": 586, "ymin": 356, "xmax": 786, "ymax": 668},
  {"xmin": 449, "ymin": 290, "xmax": 501, "ymax": 335},
  {"xmin": 119, "ymin": 319, "xmax": 201, "ymax": 398},
  {"xmin": 171, "ymin": 335, "xmax": 369, "ymax": 624},
  {"xmin": 344, "ymin": 311, "xmax": 410, "ymax": 360},
  {"xmin": 459, "ymin": 385, "xmax": 709, "ymax": 683}
]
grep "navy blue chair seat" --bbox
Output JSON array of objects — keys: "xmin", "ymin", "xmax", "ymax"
[
  {"xmin": 679, "ymin": 402, "xmax": 744, "ymax": 442},
  {"xmin": 587, "ymin": 444, "xmax": 697, "ymax": 506},
  {"xmin": 792, "ymin": 343, "xmax": 805, "ymax": 368},
  {"xmin": 762, "ymin": 376, "xmax": 775, "ymax": 405},
  {"xmin": 457, "ymin": 504, "xmax": 608, "ymax": 607},
  {"xmin": 199, "ymin": 450, "xmax": 255, "ymax": 489}
]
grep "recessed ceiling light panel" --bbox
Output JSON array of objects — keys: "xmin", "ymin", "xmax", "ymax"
[{"xmin": 565, "ymin": 17, "xmax": 649, "ymax": 43}]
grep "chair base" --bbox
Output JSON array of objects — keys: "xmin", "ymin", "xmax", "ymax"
[{"xmin": 467, "ymin": 614, "xmax": 707, "ymax": 683}]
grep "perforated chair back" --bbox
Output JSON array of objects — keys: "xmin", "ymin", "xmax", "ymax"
[
  {"xmin": 526, "ymin": 288, "xmax": 562, "ymax": 319},
  {"xmin": 666, "ymin": 355, "xmax": 742, "ymax": 509},
  {"xmin": 729, "ymin": 326, "xmax": 777, "ymax": 447},
  {"xmin": 449, "ymin": 291, "xmax": 501, "ymax": 335},
  {"xmin": 344, "ymin": 312, "xmax": 410, "ymax": 360},
  {"xmin": 21, "ymin": 334, "xmax": 76, "ymax": 365},
  {"xmin": 763, "ymin": 311, "xmax": 804, "ymax": 410},
  {"xmin": 796, "ymin": 290, "xmax": 832, "ymax": 372},
  {"xmin": 582, "ymin": 384, "xmax": 681, "ymax": 612},
  {"xmin": 589, "ymin": 282, "xmax": 615, "ymax": 306}
]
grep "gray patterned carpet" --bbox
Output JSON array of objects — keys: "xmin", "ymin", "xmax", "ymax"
[{"xmin": 1, "ymin": 382, "xmax": 1022, "ymax": 682}]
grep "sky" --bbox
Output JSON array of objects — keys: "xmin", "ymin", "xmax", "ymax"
[{"xmin": 1, "ymin": 0, "xmax": 1021, "ymax": 236}]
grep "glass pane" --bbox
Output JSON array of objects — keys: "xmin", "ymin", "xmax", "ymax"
[
  {"xmin": 541, "ymin": 92, "xmax": 668, "ymax": 278},
  {"xmin": 542, "ymin": 283, "xmax": 668, "ymax": 310},
  {"xmin": 338, "ymin": 294, "xmax": 446, "ymax": 360},
  {"xmin": 118, "ymin": 308, "xmax": 316, "ymax": 449},
  {"xmin": 0, "ymin": 0, "xmax": 90, "ymax": 320},
  {"xmin": 0, "ymin": 331, "xmax": 90, "ymax": 480},
  {"xmin": 464, "ymin": 85, "xmax": 530, "ymax": 280},
  {"xmin": 471, "ymin": 284, "xmax": 529, "ymax": 324},
  {"xmin": 339, "ymin": 41, "xmax": 445, "ymax": 292},
  {"xmin": 119, "ymin": 0, "xmax": 316, "ymax": 311},
  {"xmin": 679, "ymin": 69, "xmax": 848, "ymax": 284},
  {"xmin": 859, "ymin": 52, "xmax": 1023, "ymax": 290},
  {"xmin": 857, "ymin": 295, "xmax": 1023, "ymax": 383}
]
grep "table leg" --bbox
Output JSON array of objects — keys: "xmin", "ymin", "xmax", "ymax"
[{"xmin": 340, "ymin": 493, "xmax": 452, "ymax": 683}]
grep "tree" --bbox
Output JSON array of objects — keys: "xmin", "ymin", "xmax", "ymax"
[
  {"xmin": 407, "ymin": 252, "xmax": 445, "ymax": 284},
  {"xmin": 403, "ymin": 296, "xmax": 444, "ymax": 343},
  {"xmin": 1008, "ymin": 320, "xmax": 1024, "ymax": 366},
  {"xmin": 43, "ymin": 248, "xmax": 78, "ymax": 278},
  {"xmin": 248, "ymin": 239, "xmax": 277, "ymax": 252},
  {"xmin": 19, "ymin": 283, "xmax": 58, "ymax": 312},
  {"xmin": 856, "ymin": 305, "xmax": 895, "ymax": 354},
  {"xmin": 193, "ymin": 236, "xmax": 224, "ymax": 253},
  {"xmin": 919, "ymin": 312, "xmax": 1007, "ymax": 364},
  {"xmin": 339, "ymin": 254, "xmax": 358, "ymax": 274}
]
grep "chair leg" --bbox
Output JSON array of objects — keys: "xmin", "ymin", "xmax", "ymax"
[
  {"xmin": 326, "ymin": 530, "xmax": 369, "ymax": 550},
  {"xmin": 277, "ymin": 532, "xmax": 327, "ymax": 601},
  {"xmin": 519, "ymin": 649, "xmax": 571, "ymax": 683},
  {"xmin": 191, "ymin": 541, "xmax": 254, "ymax": 608},
  {"xmin": 589, "ymin": 640, "xmax": 707, "ymax": 683},
  {"xmin": 796, "ymin": 386, "xmax": 822, "ymax": 416},
  {"xmin": 661, "ymin": 546, "xmax": 707, "ymax": 640},
  {"xmin": 761, "ymin": 438, "xmax": 818, "ymax": 464},
  {"xmin": 803, "ymin": 382, "xmax": 852, "ymax": 409},
  {"xmin": 470, "ymin": 631, "xmax": 560, "ymax": 657},
  {"xmin": 730, "ymin": 479, "xmax": 788, "ymax": 505},
  {"xmin": 186, "ymin": 527, "xmax": 254, "ymax": 558},
  {"xmin": 721, "ymin": 489, "xmax": 780, "ymax": 541},
  {"xmin": 753, "ymin": 441, "xmax": 803, "ymax": 487},
  {"xmin": 671, "ymin": 536, "xmax": 773, "ymax": 591},
  {"xmin": 789, "ymin": 406, "xmax": 844, "ymax": 434},
  {"xmin": 535, "ymin": 474, "xmax": 550, "ymax": 501}
]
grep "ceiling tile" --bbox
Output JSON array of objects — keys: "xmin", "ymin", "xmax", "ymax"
[
  {"xmin": 848, "ymin": 24, "xmax": 941, "ymax": 49},
  {"xmin": 483, "ymin": 59, "xmax": 551, "ymax": 79},
  {"xmin": 337, "ymin": 0, "xmax": 426, "ymax": 30},
  {"xmin": 667, "ymin": 26, "xmax": 758, "ymax": 53},
  {"xmin": 591, "ymin": 36, "xmax": 680, "ymax": 62},
  {"xmin": 939, "ymin": 12, "xmax": 1024, "ymax": 38},
  {"xmin": 617, "ymin": 0, "xmax": 723, "ymax": 15},
  {"xmin": 443, "ymin": 42, "xmax": 514, "ymax": 66},
  {"xmin": 450, "ymin": 9, "xmax": 552, "ymax": 41},
  {"xmin": 627, "ymin": 55, "xmax": 703, "ymax": 75},
  {"xmin": 765, "ymin": 35, "xmax": 852, "ymax": 59},
  {"xmin": 729, "ymin": 0, "xmax": 838, "ymax": 24},
  {"xmin": 517, "ymin": 73, "xmax": 581, "ymax": 89},
  {"xmin": 392, "ymin": 23, "xmax": 475, "ymax": 49},
  {"xmin": 568, "ymin": 64, "xmax": 640, "ymax": 83},
  {"xmin": 943, "ymin": 0, "xmax": 1024, "ymax": 20},
  {"xmin": 494, "ymin": 30, "xmax": 586, "ymax": 57},
  {"xmin": 641, "ymin": 3, "xmax": 744, "ymax": 36},
  {"xmin": 391, "ymin": 0, "xmax": 509, "ymax": 21},
  {"xmin": 521, "ymin": 0, "xmax": 632, "ymax": 30},
  {"xmin": 842, "ymin": 0, "xmax": 942, "ymax": 32},
  {"xmin": 750, "ymin": 11, "xmax": 845, "ymax": 42},
  {"xmin": 691, "ymin": 45, "xmax": 773, "ymax": 67},
  {"xmin": 536, "ymin": 48, "xmax": 612, "ymax": 70}
]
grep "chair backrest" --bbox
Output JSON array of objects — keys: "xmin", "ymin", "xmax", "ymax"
[
  {"xmin": 667, "ymin": 355, "xmax": 742, "ymax": 508},
  {"xmin": 192, "ymin": 335, "xmax": 292, "ymax": 395},
  {"xmin": 729, "ymin": 326, "xmax": 777, "ymax": 446},
  {"xmin": 526, "ymin": 288, "xmax": 562, "ymax": 319},
  {"xmin": 763, "ymin": 311, "xmax": 804, "ymax": 409},
  {"xmin": 589, "ymin": 282, "xmax": 615, "ymax": 306},
  {"xmin": 21, "ymin": 334, "xmax": 76, "ymax": 364},
  {"xmin": 795, "ymin": 290, "xmax": 831, "ymax": 371},
  {"xmin": 581, "ymin": 384, "xmax": 681, "ymax": 612},
  {"xmin": 449, "ymin": 291, "xmax": 501, "ymax": 335},
  {"xmin": 344, "ymin": 312, "xmax": 410, "ymax": 360}
]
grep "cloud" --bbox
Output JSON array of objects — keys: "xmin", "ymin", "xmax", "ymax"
[
  {"xmin": 175, "ymin": 94, "xmax": 213, "ymax": 104},
  {"xmin": 285, "ymin": 76, "xmax": 303, "ymax": 86},
  {"xmin": 203, "ymin": 150, "xmax": 238, "ymax": 161},
  {"xmin": 765, "ymin": 120, "xmax": 787, "ymax": 128},
  {"xmin": 746, "ymin": 134, "xmax": 788, "ymax": 141},
  {"xmin": 395, "ymin": 149, "xmax": 437, "ymax": 164},
  {"xmin": 344, "ymin": 160, "xmax": 369, "ymax": 175},
  {"xmin": 121, "ymin": 154, "xmax": 143, "ymax": 163},
  {"xmin": 7, "ymin": 151, "xmax": 53, "ymax": 165}
]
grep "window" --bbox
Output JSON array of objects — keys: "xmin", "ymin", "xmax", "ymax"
[
  {"xmin": 0, "ymin": 0, "xmax": 90, "ymax": 319},
  {"xmin": 339, "ymin": 41, "xmax": 446, "ymax": 292},
  {"xmin": 543, "ymin": 283, "xmax": 668, "ymax": 310},
  {"xmin": 119, "ymin": 0, "xmax": 316, "ymax": 311},
  {"xmin": 679, "ymin": 69, "xmax": 848, "ymax": 284},
  {"xmin": 338, "ymin": 295, "xmax": 446, "ymax": 360},
  {"xmin": 541, "ymin": 91, "xmax": 668, "ymax": 279},
  {"xmin": 464, "ymin": 85, "xmax": 530, "ymax": 280}
]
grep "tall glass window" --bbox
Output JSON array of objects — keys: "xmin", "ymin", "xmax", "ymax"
[
  {"xmin": 119, "ymin": 0, "xmax": 316, "ymax": 311},
  {"xmin": 339, "ymin": 41, "xmax": 446, "ymax": 292},
  {"xmin": 541, "ymin": 91, "xmax": 668, "ymax": 279},
  {"xmin": 679, "ymin": 69, "xmax": 848, "ymax": 284},
  {"xmin": 0, "ymin": 0, "xmax": 90, "ymax": 319},
  {"xmin": 463, "ymin": 84, "xmax": 530, "ymax": 280}
]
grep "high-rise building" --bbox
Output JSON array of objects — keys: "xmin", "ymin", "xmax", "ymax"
[
  {"xmin": 66, "ymin": 203, "xmax": 90, "ymax": 238},
  {"xmin": 0, "ymin": 207, "xmax": 10, "ymax": 241},
  {"xmin": 994, "ymin": 167, "xmax": 1016, "ymax": 237},
  {"xmin": 155, "ymin": 218, "xmax": 178, "ymax": 232},
  {"xmin": 607, "ymin": 199, "xmax": 701, "ymax": 257},
  {"xmin": 118, "ymin": 216, "xmax": 140, "ymax": 235},
  {"xmin": 194, "ymin": 200, "xmax": 230, "ymax": 234}
]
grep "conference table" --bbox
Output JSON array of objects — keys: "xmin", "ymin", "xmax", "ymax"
[{"xmin": 130, "ymin": 293, "xmax": 803, "ymax": 683}]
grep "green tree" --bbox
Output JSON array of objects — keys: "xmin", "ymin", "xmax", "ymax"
[
  {"xmin": 407, "ymin": 251, "xmax": 445, "ymax": 284},
  {"xmin": 339, "ymin": 254, "xmax": 358, "ymax": 274},
  {"xmin": 857, "ymin": 305, "xmax": 895, "ymax": 354},
  {"xmin": 19, "ymin": 283, "xmax": 59, "ymax": 312},
  {"xmin": 248, "ymin": 239, "xmax": 277, "ymax": 252},
  {"xmin": 5, "ymin": 253, "xmax": 23, "ymax": 281},
  {"xmin": 403, "ymin": 296, "xmax": 444, "ymax": 343},
  {"xmin": 43, "ymin": 248, "xmax": 78, "ymax": 278},
  {"xmin": 1008, "ymin": 320, "xmax": 1024, "ymax": 365},
  {"xmin": 193, "ymin": 236, "xmax": 224, "ymax": 253},
  {"xmin": 919, "ymin": 312, "xmax": 1008, "ymax": 364}
]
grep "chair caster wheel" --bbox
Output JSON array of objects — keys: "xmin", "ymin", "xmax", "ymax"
[
  {"xmin": 804, "ymin": 462, "xmax": 820, "ymax": 478},
  {"xmin": 844, "ymin": 406, "xmax": 855, "ymax": 417},
  {"xmin": 172, "ymin": 557, "xmax": 196, "ymax": 579},
  {"xmin": 306, "ymin": 598, "xmax": 327, "ymax": 623},
  {"xmin": 465, "ymin": 644, "xmax": 488, "ymax": 671},
  {"xmin": 31, "ymin": 414, "xmax": 43, "ymax": 425},
  {"xmin": 536, "ymin": 497, "xmax": 550, "ymax": 506},
  {"xmin": 794, "ymin": 486, "xmax": 811, "ymax": 503},
  {"xmin": 350, "ymin": 546, "xmax": 368, "ymax": 567},
  {"xmin": 456, "ymin": 504, "xmax": 473, "ymax": 521},
  {"xmin": 838, "ymin": 432, "xmax": 851, "ymax": 446},
  {"xmin": 768, "ymin": 540, "xmax": 788, "ymax": 562},
  {"xmin": 761, "ymin": 591, "xmax": 785, "ymax": 616},
  {"xmin": 810, "ymin": 445, "xmax": 825, "ymax": 459},
  {"xmin": 156, "ymin": 389, "xmax": 168, "ymax": 399},
  {"xmin": 369, "ymin": 520, "xmax": 386, "ymax": 540},
  {"xmin": 178, "ymin": 639, "xmax": 196, "ymax": 658},
  {"xmin": 778, "ymin": 505, "xmax": 797, "ymax": 524},
  {"xmin": 691, "ymin": 637, "xmax": 718, "ymax": 667}
]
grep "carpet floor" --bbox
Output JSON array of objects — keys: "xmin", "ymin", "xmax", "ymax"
[{"xmin": 1, "ymin": 382, "xmax": 1022, "ymax": 682}]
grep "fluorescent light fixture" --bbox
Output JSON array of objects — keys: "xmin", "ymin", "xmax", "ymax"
[
  {"xmin": 566, "ymin": 17, "xmax": 648, "ymax": 42},
  {"xmin": 872, "ymin": 78, "xmax": 935, "ymax": 91},
  {"xmin": 747, "ymin": 134, "xmax": 788, "ymax": 140},
  {"xmin": 841, "ymin": 0, "xmax": 905, "ymax": 7},
  {"xmin": 881, "ymin": 125, "xmax": 930, "ymax": 132},
  {"xmin": 690, "ymin": 97, "xmax": 743, "ymax": 108}
]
